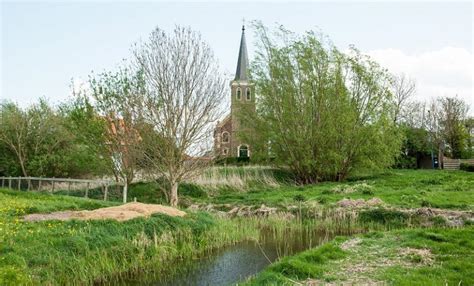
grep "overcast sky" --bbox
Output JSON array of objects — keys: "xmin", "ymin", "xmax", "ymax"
[{"xmin": 1, "ymin": 1, "xmax": 473, "ymax": 113}]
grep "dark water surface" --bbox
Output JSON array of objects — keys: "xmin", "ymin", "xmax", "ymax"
[{"xmin": 124, "ymin": 228, "xmax": 336, "ymax": 286}]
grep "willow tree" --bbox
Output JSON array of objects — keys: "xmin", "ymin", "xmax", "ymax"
[
  {"xmin": 134, "ymin": 26, "xmax": 225, "ymax": 207},
  {"xmin": 248, "ymin": 23, "xmax": 401, "ymax": 183}
]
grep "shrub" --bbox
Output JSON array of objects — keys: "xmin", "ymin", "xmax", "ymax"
[
  {"xmin": 293, "ymin": 194, "xmax": 306, "ymax": 202},
  {"xmin": 421, "ymin": 200, "xmax": 431, "ymax": 207},
  {"xmin": 460, "ymin": 163, "xmax": 474, "ymax": 172},
  {"xmin": 359, "ymin": 208, "xmax": 409, "ymax": 227}
]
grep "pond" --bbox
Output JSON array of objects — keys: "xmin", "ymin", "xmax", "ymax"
[{"xmin": 123, "ymin": 227, "xmax": 341, "ymax": 286}]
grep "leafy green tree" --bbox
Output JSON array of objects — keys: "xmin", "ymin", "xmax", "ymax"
[
  {"xmin": 247, "ymin": 23, "xmax": 401, "ymax": 183},
  {"xmin": 0, "ymin": 100, "xmax": 72, "ymax": 177},
  {"xmin": 60, "ymin": 96, "xmax": 111, "ymax": 177},
  {"xmin": 438, "ymin": 97, "xmax": 470, "ymax": 158},
  {"xmin": 395, "ymin": 125, "xmax": 431, "ymax": 168},
  {"xmin": 85, "ymin": 66, "xmax": 146, "ymax": 202}
]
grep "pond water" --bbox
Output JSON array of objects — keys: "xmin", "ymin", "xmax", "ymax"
[{"xmin": 123, "ymin": 228, "xmax": 338, "ymax": 286}]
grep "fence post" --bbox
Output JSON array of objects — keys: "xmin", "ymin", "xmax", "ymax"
[
  {"xmin": 51, "ymin": 179, "xmax": 55, "ymax": 193},
  {"xmin": 17, "ymin": 177, "xmax": 21, "ymax": 190},
  {"xmin": 1, "ymin": 178, "xmax": 4, "ymax": 188},
  {"xmin": 67, "ymin": 181, "xmax": 71, "ymax": 195},
  {"xmin": 8, "ymin": 178, "xmax": 12, "ymax": 189},
  {"xmin": 38, "ymin": 180, "xmax": 42, "ymax": 192},
  {"xmin": 85, "ymin": 182, "xmax": 90, "ymax": 198},
  {"xmin": 103, "ymin": 184, "xmax": 108, "ymax": 201}
]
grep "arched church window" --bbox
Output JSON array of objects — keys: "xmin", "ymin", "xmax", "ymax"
[
  {"xmin": 236, "ymin": 88, "xmax": 241, "ymax": 100},
  {"xmin": 238, "ymin": 145, "xmax": 249, "ymax": 158},
  {"xmin": 246, "ymin": 88, "xmax": 251, "ymax": 100},
  {"xmin": 222, "ymin": 131, "xmax": 230, "ymax": 143}
]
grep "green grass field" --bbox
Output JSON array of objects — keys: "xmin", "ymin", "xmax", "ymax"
[
  {"xmin": 0, "ymin": 168, "xmax": 472, "ymax": 285},
  {"xmin": 0, "ymin": 189, "xmax": 258, "ymax": 285},
  {"xmin": 200, "ymin": 169, "xmax": 473, "ymax": 210},
  {"xmin": 245, "ymin": 227, "xmax": 474, "ymax": 285}
]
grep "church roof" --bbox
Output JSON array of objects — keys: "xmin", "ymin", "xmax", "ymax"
[
  {"xmin": 234, "ymin": 25, "xmax": 249, "ymax": 81},
  {"xmin": 217, "ymin": 113, "xmax": 231, "ymax": 128}
]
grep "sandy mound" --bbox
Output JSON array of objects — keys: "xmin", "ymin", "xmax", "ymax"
[{"xmin": 24, "ymin": 202, "xmax": 186, "ymax": 222}]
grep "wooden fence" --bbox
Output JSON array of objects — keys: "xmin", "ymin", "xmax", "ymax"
[
  {"xmin": 443, "ymin": 159, "xmax": 474, "ymax": 170},
  {"xmin": 0, "ymin": 176, "xmax": 122, "ymax": 201}
]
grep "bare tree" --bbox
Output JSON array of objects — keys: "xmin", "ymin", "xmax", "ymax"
[
  {"xmin": 392, "ymin": 73, "xmax": 416, "ymax": 124},
  {"xmin": 134, "ymin": 26, "xmax": 225, "ymax": 207}
]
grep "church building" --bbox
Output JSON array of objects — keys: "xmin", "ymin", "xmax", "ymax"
[{"xmin": 214, "ymin": 25, "xmax": 255, "ymax": 159}]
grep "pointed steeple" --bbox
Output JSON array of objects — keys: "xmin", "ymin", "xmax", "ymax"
[{"xmin": 234, "ymin": 25, "xmax": 249, "ymax": 81}]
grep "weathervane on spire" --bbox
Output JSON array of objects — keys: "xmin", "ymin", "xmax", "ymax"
[{"xmin": 242, "ymin": 18, "xmax": 245, "ymax": 31}]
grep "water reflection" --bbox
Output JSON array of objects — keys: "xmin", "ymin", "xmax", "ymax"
[{"xmin": 125, "ymin": 228, "xmax": 335, "ymax": 286}]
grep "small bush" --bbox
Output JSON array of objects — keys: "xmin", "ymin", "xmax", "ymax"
[
  {"xmin": 421, "ymin": 200, "xmax": 431, "ymax": 207},
  {"xmin": 293, "ymin": 194, "xmax": 306, "ymax": 202},
  {"xmin": 430, "ymin": 216, "xmax": 447, "ymax": 227},
  {"xmin": 354, "ymin": 183, "xmax": 375, "ymax": 195},
  {"xmin": 179, "ymin": 183, "xmax": 207, "ymax": 198},
  {"xmin": 400, "ymin": 194, "xmax": 420, "ymax": 204},
  {"xmin": 460, "ymin": 163, "xmax": 474, "ymax": 172},
  {"xmin": 359, "ymin": 208, "xmax": 409, "ymax": 227}
]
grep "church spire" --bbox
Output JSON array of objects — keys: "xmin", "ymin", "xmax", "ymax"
[{"xmin": 234, "ymin": 25, "xmax": 249, "ymax": 81}]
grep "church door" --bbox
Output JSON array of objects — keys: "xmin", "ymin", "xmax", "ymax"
[{"xmin": 238, "ymin": 145, "xmax": 249, "ymax": 158}]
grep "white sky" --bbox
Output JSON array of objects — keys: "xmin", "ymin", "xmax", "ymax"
[{"xmin": 1, "ymin": 1, "xmax": 473, "ymax": 113}]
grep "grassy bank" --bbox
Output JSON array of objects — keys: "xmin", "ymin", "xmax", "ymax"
[
  {"xmin": 245, "ymin": 227, "xmax": 474, "ymax": 285},
  {"xmin": 57, "ymin": 169, "xmax": 473, "ymax": 211},
  {"xmin": 0, "ymin": 189, "xmax": 259, "ymax": 285},
  {"xmin": 188, "ymin": 169, "xmax": 473, "ymax": 210}
]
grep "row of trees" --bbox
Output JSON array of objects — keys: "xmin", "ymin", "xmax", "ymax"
[
  {"xmin": 1, "ymin": 26, "xmax": 224, "ymax": 206},
  {"xmin": 390, "ymin": 74, "xmax": 472, "ymax": 168},
  {"xmin": 1, "ymin": 23, "xmax": 472, "ymax": 204}
]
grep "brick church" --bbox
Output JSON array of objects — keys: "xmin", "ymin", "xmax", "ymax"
[{"xmin": 214, "ymin": 25, "xmax": 255, "ymax": 159}]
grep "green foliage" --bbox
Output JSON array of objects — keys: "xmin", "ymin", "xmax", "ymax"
[
  {"xmin": 394, "ymin": 125, "xmax": 431, "ymax": 169},
  {"xmin": 247, "ymin": 23, "xmax": 401, "ymax": 183},
  {"xmin": 438, "ymin": 97, "xmax": 470, "ymax": 159},
  {"xmin": 460, "ymin": 163, "xmax": 474, "ymax": 172},
  {"xmin": 293, "ymin": 194, "xmax": 306, "ymax": 202},
  {"xmin": 0, "ymin": 100, "xmax": 106, "ymax": 177},
  {"xmin": 359, "ymin": 209, "xmax": 409, "ymax": 227}
]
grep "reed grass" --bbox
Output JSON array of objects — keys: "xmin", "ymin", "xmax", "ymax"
[{"xmin": 188, "ymin": 166, "xmax": 281, "ymax": 191}]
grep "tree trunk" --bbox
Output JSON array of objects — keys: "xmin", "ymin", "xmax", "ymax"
[
  {"xmin": 123, "ymin": 182, "xmax": 128, "ymax": 204},
  {"xmin": 18, "ymin": 157, "xmax": 28, "ymax": 177},
  {"xmin": 170, "ymin": 181, "xmax": 179, "ymax": 207}
]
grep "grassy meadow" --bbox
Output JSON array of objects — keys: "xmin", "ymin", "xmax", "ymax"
[
  {"xmin": 245, "ymin": 227, "xmax": 474, "ymax": 285},
  {"xmin": 0, "ymin": 167, "xmax": 472, "ymax": 285},
  {"xmin": 123, "ymin": 168, "xmax": 473, "ymax": 211},
  {"xmin": 0, "ymin": 189, "xmax": 259, "ymax": 285}
]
